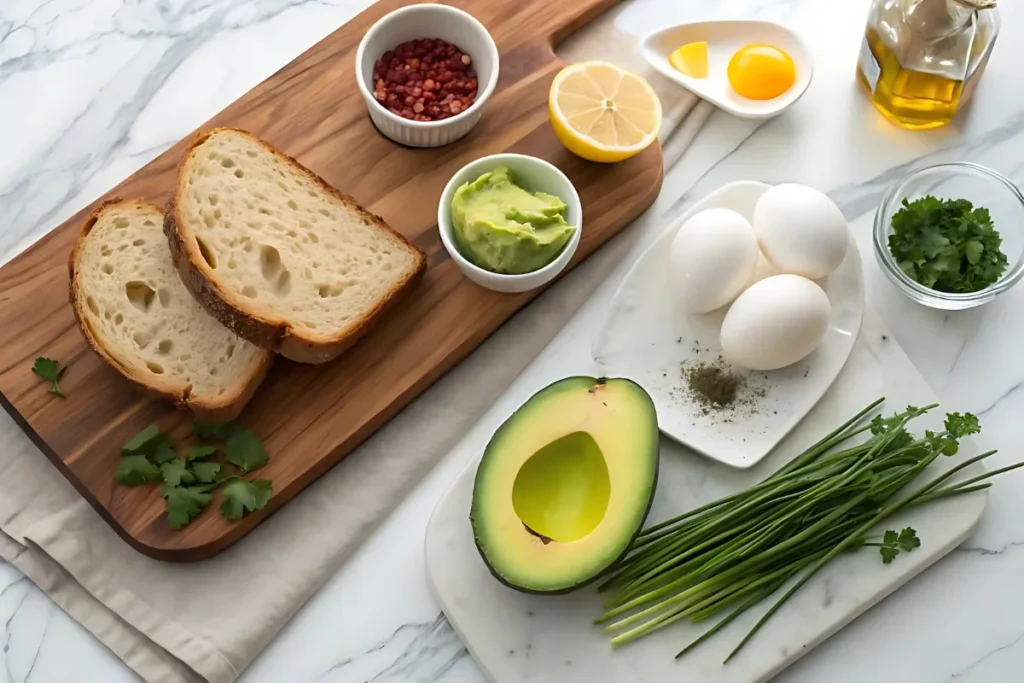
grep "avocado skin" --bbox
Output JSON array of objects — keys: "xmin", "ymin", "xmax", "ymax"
[{"xmin": 469, "ymin": 376, "xmax": 659, "ymax": 595}]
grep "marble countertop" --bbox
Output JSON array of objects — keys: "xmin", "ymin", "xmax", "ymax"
[{"xmin": 3, "ymin": 0, "xmax": 1024, "ymax": 681}]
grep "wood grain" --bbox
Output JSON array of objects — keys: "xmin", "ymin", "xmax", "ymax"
[{"xmin": 0, "ymin": 0, "xmax": 663, "ymax": 561}]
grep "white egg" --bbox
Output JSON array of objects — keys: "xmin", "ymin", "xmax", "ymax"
[
  {"xmin": 720, "ymin": 274, "xmax": 831, "ymax": 371},
  {"xmin": 753, "ymin": 183, "xmax": 849, "ymax": 279},
  {"xmin": 668, "ymin": 208, "xmax": 758, "ymax": 314}
]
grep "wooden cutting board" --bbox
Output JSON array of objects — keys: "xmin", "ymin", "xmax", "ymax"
[{"xmin": 0, "ymin": 0, "xmax": 662, "ymax": 561}]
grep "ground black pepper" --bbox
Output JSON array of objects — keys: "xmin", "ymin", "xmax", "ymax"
[
  {"xmin": 673, "ymin": 354, "xmax": 768, "ymax": 421},
  {"xmin": 684, "ymin": 363, "xmax": 741, "ymax": 408}
]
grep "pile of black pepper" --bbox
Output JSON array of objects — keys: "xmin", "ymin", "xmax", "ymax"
[
  {"xmin": 676, "ymin": 354, "xmax": 768, "ymax": 420},
  {"xmin": 684, "ymin": 361, "xmax": 741, "ymax": 409}
]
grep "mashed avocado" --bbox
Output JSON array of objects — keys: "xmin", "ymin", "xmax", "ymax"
[{"xmin": 451, "ymin": 166, "xmax": 576, "ymax": 275}]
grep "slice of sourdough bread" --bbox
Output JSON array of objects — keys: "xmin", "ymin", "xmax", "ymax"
[
  {"xmin": 165, "ymin": 128, "xmax": 426, "ymax": 364},
  {"xmin": 70, "ymin": 200, "xmax": 272, "ymax": 421}
]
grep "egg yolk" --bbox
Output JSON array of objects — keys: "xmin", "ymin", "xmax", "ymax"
[{"xmin": 727, "ymin": 44, "xmax": 796, "ymax": 100}]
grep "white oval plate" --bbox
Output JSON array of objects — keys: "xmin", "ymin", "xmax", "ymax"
[
  {"xmin": 640, "ymin": 20, "xmax": 813, "ymax": 120},
  {"xmin": 592, "ymin": 181, "xmax": 864, "ymax": 468}
]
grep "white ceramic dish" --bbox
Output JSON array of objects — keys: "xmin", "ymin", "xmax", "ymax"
[
  {"xmin": 438, "ymin": 153, "xmax": 583, "ymax": 294},
  {"xmin": 355, "ymin": 4, "xmax": 500, "ymax": 147},
  {"xmin": 640, "ymin": 20, "xmax": 813, "ymax": 120},
  {"xmin": 592, "ymin": 181, "xmax": 864, "ymax": 468}
]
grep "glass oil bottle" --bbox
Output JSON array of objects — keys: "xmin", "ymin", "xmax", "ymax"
[{"xmin": 857, "ymin": 0, "xmax": 1001, "ymax": 130}]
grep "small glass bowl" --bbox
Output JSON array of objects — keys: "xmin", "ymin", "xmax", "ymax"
[{"xmin": 873, "ymin": 162, "xmax": 1024, "ymax": 310}]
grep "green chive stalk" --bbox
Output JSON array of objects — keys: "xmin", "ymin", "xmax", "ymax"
[{"xmin": 595, "ymin": 400, "xmax": 1021, "ymax": 662}]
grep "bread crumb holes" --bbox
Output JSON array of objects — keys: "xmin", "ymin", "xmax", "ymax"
[
  {"xmin": 260, "ymin": 245, "xmax": 282, "ymax": 280},
  {"xmin": 125, "ymin": 281, "xmax": 156, "ymax": 312}
]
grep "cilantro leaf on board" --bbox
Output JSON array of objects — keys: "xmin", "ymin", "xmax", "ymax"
[
  {"xmin": 186, "ymin": 444, "xmax": 219, "ymax": 461},
  {"xmin": 878, "ymin": 527, "xmax": 920, "ymax": 564},
  {"xmin": 115, "ymin": 455, "xmax": 162, "ymax": 486},
  {"xmin": 224, "ymin": 429, "xmax": 269, "ymax": 473},
  {"xmin": 149, "ymin": 437, "xmax": 177, "ymax": 464},
  {"xmin": 220, "ymin": 478, "xmax": 272, "ymax": 521},
  {"xmin": 160, "ymin": 458, "xmax": 196, "ymax": 488},
  {"xmin": 32, "ymin": 357, "xmax": 66, "ymax": 398},
  {"xmin": 888, "ymin": 195, "xmax": 1008, "ymax": 293},
  {"xmin": 192, "ymin": 420, "xmax": 241, "ymax": 442},
  {"xmin": 163, "ymin": 486, "xmax": 213, "ymax": 529},
  {"xmin": 191, "ymin": 461, "xmax": 222, "ymax": 484},
  {"xmin": 121, "ymin": 425, "xmax": 162, "ymax": 456}
]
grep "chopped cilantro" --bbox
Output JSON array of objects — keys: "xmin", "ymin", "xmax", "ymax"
[
  {"xmin": 225, "ymin": 428, "xmax": 269, "ymax": 473},
  {"xmin": 186, "ymin": 445, "xmax": 219, "ymax": 461},
  {"xmin": 163, "ymin": 486, "xmax": 213, "ymax": 530},
  {"xmin": 115, "ymin": 455, "xmax": 162, "ymax": 486},
  {"xmin": 220, "ymin": 478, "xmax": 272, "ymax": 521},
  {"xmin": 115, "ymin": 423, "xmax": 271, "ymax": 529},
  {"xmin": 32, "ymin": 357, "xmax": 66, "ymax": 398},
  {"xmin": 160, "ymin": 458, "xmax": 196, "ymax": 488},
  {"xmin": 191, "ymin": 461, "xmax": 222, "ymax": 484},
  {"xmin": 888, "ymin": 195, "xmax": 1008, "ymax": 293}
]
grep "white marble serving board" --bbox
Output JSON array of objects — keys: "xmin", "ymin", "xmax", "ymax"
[{"xmin": 424, "ymin": 308, "xmax": 988, "ymax": 683}]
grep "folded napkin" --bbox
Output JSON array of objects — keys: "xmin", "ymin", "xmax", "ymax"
[{"xmin": 0, "ymin": 6, "xmax": 710, "ymax": 682}]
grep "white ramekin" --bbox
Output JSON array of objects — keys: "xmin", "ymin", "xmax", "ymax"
[
  {"xmin": 438, "ymin": 154, "xmax": 583, "ymax": 294},
  {"xmin": 355, "ymin": 4, "xmax": 500, "ymax": 148}
]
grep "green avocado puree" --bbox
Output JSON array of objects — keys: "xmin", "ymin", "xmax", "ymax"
[{"xmin": 451, "ymin": 166, "xmax": 576, "ymax": 275}]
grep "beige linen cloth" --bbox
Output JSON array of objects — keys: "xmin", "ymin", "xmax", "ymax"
[{"xmin": 0, "ymin": 7, "xmax": 711, "ymax": 682}]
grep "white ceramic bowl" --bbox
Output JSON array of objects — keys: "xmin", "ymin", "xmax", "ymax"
[
  {"xmin": 438, "ymin": 154, "xmax": 583, "ymax": 294},
  {"xmin": 355, "ymin": 4, "xmax": 500, "ymax": 148}
]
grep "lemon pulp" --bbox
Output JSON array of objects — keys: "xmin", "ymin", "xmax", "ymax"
[{"xmin": 548, "ymin": 61, "xmax": 663, "ymax": 163}]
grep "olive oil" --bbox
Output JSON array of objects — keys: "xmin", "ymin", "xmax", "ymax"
[{"xmin": 857, "ymin": 0, "xmax": 1000, "ymax": 130}]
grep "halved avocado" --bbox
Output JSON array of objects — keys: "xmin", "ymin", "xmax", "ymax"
[{"xmin": 470, "ymin": 376, "xmax": 659, "ymax": 594}]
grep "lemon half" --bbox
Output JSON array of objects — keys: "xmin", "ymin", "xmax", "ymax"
[
  {"xmin": 669, "ymin": 41, "xmax": 709, "ymax": 79},
  {"xmin": 549, "ymin": 61, "xmax": 662, "ymax": 164}
]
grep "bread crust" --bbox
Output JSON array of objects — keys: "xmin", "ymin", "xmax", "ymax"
[
  {"xmin": 164, "ymin": 128, "xmax": 426, "ymax": 364},
  {"xmin": 69, "ymin": 199, "xmax": 273, "ymax": 421}
]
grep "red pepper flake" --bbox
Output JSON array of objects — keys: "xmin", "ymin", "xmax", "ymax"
[{"xmin": 372, "ymin": 38, "xmax": 478, "ymax": 122}]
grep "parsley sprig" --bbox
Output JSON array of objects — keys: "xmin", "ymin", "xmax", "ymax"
[
  {"xmin": 888, "ymin": 195, "xmax": 1008, "ymax": 293},
  {"xmin": 865, "ymin": 527, "xmax": 921, "ymax": 564},
  {"xmin": 116, "ymin": 422, "xmax": 272, "ymax": 529},
  {"xmin": 32, "ymin": 357, "xmax": 66, "ymax": 398}
]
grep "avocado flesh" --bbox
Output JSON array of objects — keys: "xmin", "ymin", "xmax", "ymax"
[{"xmin": 470, "ymin": 376, "xmax": 659, "ymax": 594}]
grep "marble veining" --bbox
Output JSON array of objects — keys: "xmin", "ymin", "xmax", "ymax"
[
  {"xmin": 317, "ymin": 615, "xmax": 466, "ymax": 683},
  {"xmin": 3, "ymin": 0, "xmax": 1024, "ymax": 680}
]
